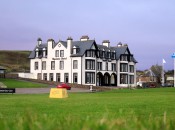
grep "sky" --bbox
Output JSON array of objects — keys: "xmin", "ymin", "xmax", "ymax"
[{"xmin": 0, "ymin": 0, "xmax": 175, "ymax": 70}]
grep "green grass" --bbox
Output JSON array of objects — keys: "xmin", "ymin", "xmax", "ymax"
[
  {"xmin": 0, "ymin": 88, "xmax": 175, "ymax": 130},
  {"xmin": 0, "ymin": 78, "xmax": 48, "ymax": 88}
]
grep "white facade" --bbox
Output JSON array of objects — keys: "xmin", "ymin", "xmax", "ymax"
[{"xmin": 29, "ymin": 36, "xmax": 137, "ymax": 87}]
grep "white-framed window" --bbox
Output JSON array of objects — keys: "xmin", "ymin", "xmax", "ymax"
[
  {"xmin": 60, "ymin": 61, "xmax": 64, "ymax": 70},
  {"xmin": 55, "ymin": 50, "xmax": 59, "ymax": 57},
  {"xmin": 120, "ymin": 74, "xmax": 128, "ymax": 84},
  {"xmin": 43, "ymin": 73, "xmax": 47, "ymax": 80},
  {"xmin": 64, "ymin": 73, "xmax": 69, "ymax": 83},
  {"xmin": 73, "ymin": 73, "xmax": 78, "ymax": 83},
  {"xmin": 34, "ymin": 62, "xmax": 38, "ymax": 70},
  {"xmin": 120, "ymin": 63, "xmax": 128, "ymax": 72},
  {"xmin": 73, "ymin": 60, "xmax": 78, "ymax": 69},
  {"xmin": 60, "ymin": 50, "xmax": 64, "ymax": 57},
  {"xmin": 56, "ymin": 73, "xmax": 61, "ymax": 82},
  {"xmin": 85, "ymin": 72, "xmax": 95, "ymax": 84},
  {"xmin": 85, "ymin": 50, "xmax": 95, "ymax": 57},
  {"xmin": 85, "ymin": 60, "xmax": 95, "ymax": 70},
  {"xmin": 51, "ymin": 61, "xmax": 55, "ymax": 70},
  {"xmin": 97, "ymin": 62, "xmax": 102, "ymax": 70},
  {"xmin": 106, "ymin": 62, "xmax": 108, "ymax": 71},
  {"xmin": 35, "ymin": 49, "xmax": 39, "ymax": 58},
  {"xmin": 42, "ymin": 61, "xmax": 46, "ymax": 70},
  {"xmin": 50, "ymin": 73, "xmax": 54, "ymax": 81},
  {"xmin": 129, "ymin": 75, "xmax": 134, "ymax": 84},
  {"xmin": 120, "ymin": 55, "xmax": 128, "ymax": 61},
  {"xmin": 111, "ymin": 63, "xmax": 116, "ymax": 71},
  {"xmin": 129, "ymin": 65, "xmax": 134, "ymax": 73}
]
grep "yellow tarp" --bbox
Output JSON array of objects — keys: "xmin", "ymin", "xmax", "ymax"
[{"xmin": 49, "ymin": 88, "xmax": 68, "ymax": 98}]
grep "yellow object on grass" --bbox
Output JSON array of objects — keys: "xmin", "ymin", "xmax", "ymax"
[{"xmin": 49, "ymin": 88, "xmax": 68, "ymax": 98}]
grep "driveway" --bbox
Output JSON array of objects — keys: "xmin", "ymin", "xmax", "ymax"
[{"xmin": 15, "ymin": 87, "xmax": 91, "ymax": 94}]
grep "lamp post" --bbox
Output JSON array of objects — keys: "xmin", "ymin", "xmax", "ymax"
[{"xmin": 172, "ymin": 53, "xmax": 175, "ymax": 87}]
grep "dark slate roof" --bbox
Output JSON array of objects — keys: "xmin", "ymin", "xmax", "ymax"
[
  {"xmin": 115, "ymin": 46, "xmax": 128, "ymax": 60},
  {"xmin": 71, "ymin": 40, "xmax": 95, "ymax": 57},
  {"xmin": 28, "ymin": 40, "xmax": 137, "ymax": 63},
  {"xmin": 28, "ymin": 43, "xmax": 47, "ymax": 59}
]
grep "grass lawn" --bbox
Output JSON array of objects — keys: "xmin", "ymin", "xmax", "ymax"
[
  {"xmin": 0, "ymin": 88, "xmax": 175, "ymax": 130},
  {"xmin": 0, "ymin": 78, "xmax": 48, "ymax": 88}
]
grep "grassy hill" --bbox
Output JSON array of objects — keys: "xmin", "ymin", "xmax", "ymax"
[{"xmin": 0, "ymin": 50, "xmax": 31, "ymax": 72}]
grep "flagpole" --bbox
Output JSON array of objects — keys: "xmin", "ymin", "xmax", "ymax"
[
  {"xmin": 172, "ymin": 53, "xmax": 175, "ymax": 87},
  {"xmin": 162, "ymin": 59, "xmax": 165, "ymax": 86},
  {"xmin": 174, "ymin": 58, "xmax": 175, "ymax": 87}
]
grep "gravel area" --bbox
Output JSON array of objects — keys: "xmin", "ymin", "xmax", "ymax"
[{"xmin": 15, "ymin": 87, "xmax": 91, "ymax": 94}]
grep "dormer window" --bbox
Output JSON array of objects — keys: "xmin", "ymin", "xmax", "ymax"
[
  {"xmin": 73, "ymin": 46, "xmax": 80, "ymax": 54},
  {"xmin": 35, "ymin": 48, "xmax": 39, "ymax": 58},
  {"xmin": 120, "ymin": 55, "xmax": 128, "ymax": 61},
  {"xmin": 85, "ymin": 50, "xmax": 95, "ymax": 57},
  {"xmin": 102, "ymin": 49, "xmax": 105, "ymax": 58},
  {"xmin": 43, "ymin": 48, "xmax": 46, "ymax": 57},
  {"xmin": 107, "ymin": 50, "xmax": 111, "ymax": 59},
  {"xmin": 111, "ymin": 51, "xmax": 116, "ymax": 59}
]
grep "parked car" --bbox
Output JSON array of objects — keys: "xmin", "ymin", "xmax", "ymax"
[
  {"xmin": 56, "ymin": 83, "xmax": 71, "ymax": 90},
  {"xmin": 149, "ymin": 83, "xmax": 156, "ymax": 88},
  {"xmin": 163, "ymin": 83, "xmax": 174, "ymax": 87},
  {"xmin": 137, "ymin": 81, "xmax": 148, "ymax": 88}
]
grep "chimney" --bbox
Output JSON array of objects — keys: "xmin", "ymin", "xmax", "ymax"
[
  {"xmin": 37, "ymin": 38, "xmax": 42, "ymax": 46},
  {"xmin": 47, "ymin": 39, "xmax": 55, "ymax": 48},
  {"xmin": 80, "ymin": 35, "xmax": 89, "ymax": 41},
  {"xmin": 123, "ymin": 44, "xmax": 128, "ymax": 47},
  {"xmin": 67, "ymin": 37, "xmax": 73, "ymax": 54},
  {"xmin": 102, "ymin": 40, "xmax": 110, "ymax": 47},
  {"xmin": 117, "ymin": 42, "xmax": 122, "ymax": 47}
]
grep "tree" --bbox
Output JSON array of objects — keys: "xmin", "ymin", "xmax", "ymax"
[{"xmin": 150, "ymin": 64, "xmax": 163, "ymax": 83}]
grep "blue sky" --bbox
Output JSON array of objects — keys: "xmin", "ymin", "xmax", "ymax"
[{"xmin": 0, "ymin": 0, "xmax": 175, "ymax": 70}]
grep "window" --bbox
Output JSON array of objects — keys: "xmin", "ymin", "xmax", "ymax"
[
  {"xmin": 64, "ymin": 73, "xmax": 69, "ymax": 83},
  {"xmin": 97, "ymin": 62, "xmax": 102, "ymax": 70},
  {"xmin": 85, "ymin": 72, "xmax": 95, "ymax": 84},
  {"xmin": 120, "ymin": 63, "xmax": 128, "ymax": 72},
  {"xmin": 111, "ymin": 52, "xmax": 116, "ymax": 59},
  {"xmin": 129, "ymin": 65, "xmax": 134, "ymax": 73},
  {"xmin": 60, "ymin": 50, "xmax": 64, "ymax": 57},
  {"xmin": 120, "ymin": 55, "xmax": 128, "ymax": 61},
  {"xmin": 111, "ymin": 63, "xmax": 116, "ymax": 71},
  {"xmin": 73, "ymin": 73, "xmax": 78, "ymax": 83},
  {"xmin": 106, "ymin": 62, "xmax": 108, "ymax": 71},
  {"xmin": 85, "ymin": 60, "xmax": 95, "ymax": 70},
  {"xmin": 102, "ymin": 51, "xmax": 105, "ymax": 58},
  {"xmin": 129, "ymin": 75, "xmax": 134, "ymax": 84},
  {"xmin": 51, "ymin": 61, "xmax": 55, "ymax": 70},
  {"xmin": 73, "ymin": 48, "xmax": 76, "ymax": 54},
  {"xmin": 43, "ymin": 50, "xmax": 46, "ymax": 57},
  {"xmin": 60, "ymin": 61, "xmax": 64, "ymax": 70},
  {"xmin": 120, "ymin": 74, "xmax": 128, "ymax": 84},
  {"xmin": 107, "ymin": 52, "xmax": 111, "ymax": 59},
  {"xmin": 35, "ymin": 50, "xmax": 39, "ymax": 58},
  {"xmin": 73, "ymin": 60, "xmax": 78, "ymax": 69},
  {"xmin": 50, "ymin": 73, "xmax": 54, "ymax": 81},
  {"xmin": 85, "ymin": 50, "xmax": 95, "ymax": 57},
  {"xmin": 42, "ymin": 61, "xmax": 46, "ymax": 70},
  {"xmin": 34, "ymin": 62, "xmax": 38, "ymax": 70},
  {"xmin": 56, "ymin": 73, "xmax": 61, "ymax": 82},
  {"xmin": 43, "ymin": 73, "xmax": 47, "ymax": 81},
  {"xmin": 55, "ymin": 50, "xmax": 59, "ymax": 57}
]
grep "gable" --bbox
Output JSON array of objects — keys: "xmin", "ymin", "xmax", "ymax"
[{"xmin": 90, "ymin": 44, "xmax": 96, "ymax": 49}]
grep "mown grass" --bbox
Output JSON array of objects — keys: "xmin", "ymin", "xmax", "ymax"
[
  {"xmin": 0, "ymin": 88, "xmax": 175, "ymax": 130},
  {"xmin": 0, "ymin": 78, "xmax": 48, "ymax": 88}
]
